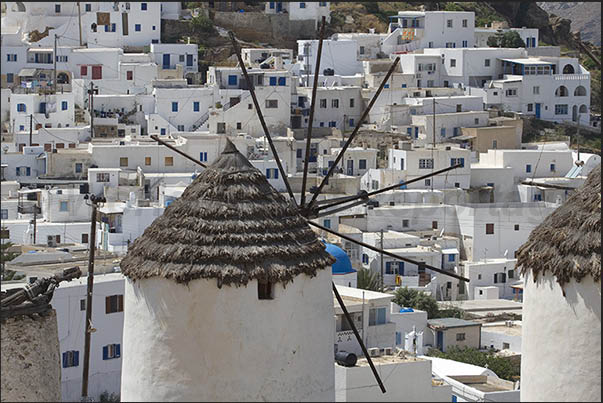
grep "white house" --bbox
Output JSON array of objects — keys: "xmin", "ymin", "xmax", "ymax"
[
  {"xmin": 475, "ymin": 27, "xmax": 539, "ymax": 48},
  {"xmin": 460, "ymin": 258, "xmax": 519, "ymax": 299},
  {"xmin": 264, "ymin": 1, "xmax": 330, "ymax": 29},
  {"xmin": 297, "ymin": 39, "xmax": 363, "ymax": 79},
  {"xmin": 319, "ymin": 147, "xmax": 378, "ymax": 177}
]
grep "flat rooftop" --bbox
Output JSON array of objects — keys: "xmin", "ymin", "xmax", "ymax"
[
  {"xmin": 355, "ymin": 353, "xmax": 425, "ymax": 367},
  {"xmin": 439, "ymin": 299, "xmax": 523, "ymax": 318},
  {"xmin": 428, "ymin": 318, "xmax": 481, "ymax": 329}
]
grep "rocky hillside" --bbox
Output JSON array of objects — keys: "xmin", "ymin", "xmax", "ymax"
[{"xmin": 537, "ymin": 2, "xmax": 601, "ymax": 45}]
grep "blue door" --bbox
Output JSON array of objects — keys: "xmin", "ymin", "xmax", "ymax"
[
  {"xmin": 276, "ymin": 2, "xmax": 282, "ymax": 12},
  {"xmin": 39, "ymin": 102, "xmax": 46, "ymax": 114},
  {"xmin": 162, "ymin": 54, "xmax": 170, "ymax": 69},
  {"xmin": 531, "ymin": 37, "xmax": 536, "ymax": 48},
  {"xmin": 437, "ymin": 331, "xmax": 444, "ymax": 351},
  {"xmin": 535, "ymin": 103, "xmax": 541, "ymax": 119},
  {"xmin": 186, "ymin": 54, "xmax": 193, "ymax": 66}
]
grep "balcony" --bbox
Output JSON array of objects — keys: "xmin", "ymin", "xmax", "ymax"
[{"xmin": 553, "ymin": 73, "xmax": 590, "ymax": 81}]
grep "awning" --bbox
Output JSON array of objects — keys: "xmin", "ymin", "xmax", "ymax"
[
  {"xmin": 499, "ymin": 58, "xmax": 554, "ymax": 65},
  {"xmin": 18, "ymin": 68, "xmax": 38, "ymax": 77},
  {"xmin": 441, "ymin": 248, "xmax": 459, "ymax": 255},
  {"xmin": 450, "ymin": 134, "xmax": 475, "ymax": 141}
]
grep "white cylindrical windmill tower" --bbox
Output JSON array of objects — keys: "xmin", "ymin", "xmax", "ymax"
[
  {"xmin": 119, "ymin": 139, "xmax": 336, "ymax": 401},
  {"xmin": 517, "ymin": 164, "xmax": 601, "ymax": 402}
]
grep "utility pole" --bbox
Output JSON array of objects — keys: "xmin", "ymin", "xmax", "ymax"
[
  {"xmin": 81, "ymin": 194, "xmax": 105, "ymax": 400},
  {"xmin": 29, "ymin": 114, "xmax": 33, "ymax": 146},
  {"xmin": 77, "ymin": 2, "xmax": 83, "ymax": 47},
  {"xmin": 32, "ymin": 209, "xmax": 37, "ymax": 245},
  {"xmin": 88, "ymin": 83, "xmax": 97, "ymax": 138},
  {"xmin": 53, "ymin": 34, "xmax": 58, "ymax": 94},
  {"xmin": 431, "ymin": 98, "xmax": 435, "ymax": 192},
  {"xmin": 380, "ymin": 229, "xmax": 384, "ymax": 291}
]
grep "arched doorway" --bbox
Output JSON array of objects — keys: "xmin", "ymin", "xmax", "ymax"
[
  {"xmin": 555, "ymin": 86, "xmax": 569, "ymax": 97},
  {"xmin": 562, "ymin": 64, "xmax": 575, "ymax": 74},
  {"xmin": 572, "ymin": 105, "xmax": 578, "ymax": 122},
  {"xmin": 574, "ymin": 86, "xmax": 586, "ymax": 96},
  {"xmin": 57, "ymin": 72, "xmax": 69, "ymax": 84},
  {"xmin": 579, "ymin": 105, "xmax": 588, "ymax": 114}
]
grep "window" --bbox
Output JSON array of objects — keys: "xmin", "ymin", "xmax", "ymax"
[
  {"xmin": 362, "ymin": 253, "xmax": 369, "ymax": 264},
  {"xmin": 171, "ymin": 102, "xmax": 178, "ymax": 112},
  {"xmin": 199, "ymin": 152, "xmax": 208, "ymax": 162},
  {"xmin": 135, "ymin": 24, "xmax": 141, "ymax": 32},
  {"xmin": 486, "ymin": 223, "xmax": 494, "ymax": 235},
  {"xmin": 462, "ymin": 19, "xmax": 468, "ymax": 28},
  {"xmin": 369, "ymin": 307, "xmax": 386, "ymax": 326},
  {"xmin": 270, "ymin": 1, "xmax": 275, "ymax": 9},
  {"xmin": 359, "ymin": 159, "xmax": 366, "ymax": 170},
  {"xmin": 425, "ymin": 179, "xmax": 431, "ymax": 186},
  {"xmin": 446, "ymin": 42, "xmax": 456, "ymax": 48},
  {"xmin": 269, "ymin": 76, "xmax": 277, "ymax": 86},
  {"xmin": 62, "ymin": 351, "xmax": 79, "ymax": 368},
  {"xmin": 419, "ymin": 159, "xmax": 433, "ymax": 169},
  {"xmin": 258, "ymin": 280, "xmax": 273, "ymax": 299},
  {"xmin": 265, "ymin": 99, "xmax": 278, "ymax": 108},
  {"xmin": 492, "ymin": 140, "xmax": 497, "ymax": 149},
  {"xmin": 6, "ymin": 54, "xmax": 17, "ymax": 62},
  {"xmin": 55, "ymin": 4, "xmax": 61, "ymax": 12},
  {"xmin": 450, "ymin": 59, "xmax": 456, "ymax": 67},
  {"xmin": 299, "ymin": 2, "xmax": 306, "ymax": 8},
  {"xmin": 80, "ymin": 298, "xmax": 87, "ymax": 311},
  {"xmin": 508, "ymin": 270, "xmax": 515, "ymax": 279},
  {"xmin": 554, "ymin": 104, "xmax": 568, "ymax": 115},
  {"xmin": 451, "ymin": 158, "xmax": 465, "ymax": 167},
  {"xmin": 448, "ymin": 254, "xmax": 455, "ymax": 262},
  {"xmin": 85, "ymin": 3, "xmax": 92, "ymax": 11},
  {"xmin": 526, "ymin": 164, "xmax": 532, "ymax": 173},
  {"xmin": 432, "ymin": 221, "xmax": 438, "ymax": 229},
  {"xmin": 349, "ymin": 98, "xmax": 355, "ymax": 108},
  {"xmin": 6, "ymin": 73, "xmax": 13, "ymax": 83},
  {"xmin": 359, "ymin": 46, "xmax": 365, "ymax": 55},
  {"xmin": 331, "ymin": 99, "xmax": 339, "ymax": 108},
  {"xmin": 323, "ymin": 219, "xmax": 331, "ymax": 229},
  {"xmin": 105, "ymin": 295, "xmax": 123, "ymax": 314},
  {"xmin": 349, "ymin": 118, "xmax": 354, "ymax": 127},
  {"xmin": 502, "ymin": 342, "xmax": 510, "ymax": 350},
  {"xmin": 320, "ymin": 99, "xmax": 327, "ymax": 108},
  {"xmin": 17, "ymin": 103, "xmax": 26, "ymax": 113},
  {"xmin": 102, "ymin": 344, "xmax": 121, "ymax": 360},
  {"xmin": 484, "ymin": 59, "xmax": 490, "ymax": 67},
  {"xmin": 328, "ymin": 121, "xmax": 336, "ymax": 128},
  {"xmin": 527, "ymin": 103, "xmax": 533, "ymax": 112},
  {"xmin": 402, "ymin": 219, "xmax": 409, "ymax": 228},
  {"xmin": 319, "ymin": 1, "xmax": 327, "ymax": 6},
  {"xmin": 265, "ymin": 168, "xmax": 278, "ymax": 179},
  {"xmin": 236, "ymin": 122, "xmax": 242, "ymax": 130},
  {"xmin": 126, "ymin": 70, "xmax": 133, "ymax": 80},
  {"xmin": 177, "ymin": 124, "xmax": 184, "ymax": 131},
  {"xmin": 505, "ymin": 89, "xmax": 517, "ymax": 97},
  {"xmin": 533, "ymin": 86, "xmax": 540, "ymax": 95},
  {"xmin": 441, "ymin": 128, "xmax": 446, "ymax": 137},
  {"xmin": 462, "ymin": 40, "xmax": 468, "ymax": 48},
  {"xmin": 75, "ymin": 162, "xmax": 83, "ymax": 173},
  {"xmin": 160, "ymin": 128, "xmax": 166, "ymax": 135},
  {"xmin": 0, "ymin": 209, "xmax": 7, "ymax": 220},
  {"xmin": 494, "ymin": 273, "xmax": 507, "ymax": 284},
  {"xmin": 447, "ymin": 19, "xmax": 453, "ymax": 28},
  {"xmin": 96, "ymin": 173, "xmax": 110, "ymax": 182},
  {"xmin": 61, "ymin": 101, "xmax": 68, "ymax": 111},
  {"xmin": 278, "ymin": 77, "xmax": 286, "ymax": 86},
  {"xmin": 455, "ymin": 182, "xmax": 460, "ymax": 188},
  {"xmin": 80, "ymin": 65, "xmax": 87, "ymax": 76},
  {"xmin": 165, "ymin": 157, "xmax": 174, "ymax": 166},
  {"xmin": 456, "ymin": 333, "xmax": 466, "ymax": 341},
  {"xmin": 550, "ymin": 163, "xmax": 556, "ymax": 172},
  {"xmin": 428, "ymin": 41, "xmax": 434, "ymax": 48},
  {"xmin": 141, "ymin": 2, "xmax": 147, "ymax": 10},
  {"xmin": 192, "ymin": 101, "xmax": 200, "ymax": 112},
  {"xmin": 477, "ymin": 274, "xmax": 482, "ymax": 280},
  {"xmin": 119, "ymin": 157, "xmax": 128, "ymax": 167}
]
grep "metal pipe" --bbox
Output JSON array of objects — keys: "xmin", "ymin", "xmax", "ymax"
[
  {"xmin": 300, "ymin": 16, "xmax": 326, "ymax": 207},
  {"xmin": 150, "ymin": 135, "xmax": 207, "ymax": 168},
  {"xmin": 306, "ymin": 57, "xmax": 400, "ymax": 210},
  {"xmin": 333, "ymin": 282, "xmax": 387, "ymax": 393},
  {"xmin": 308, "ymin": 220, "xmax": 470, "ymax": 282},
  {"xmin": 228, "ymin": 31, "xmax": 296, "ymax": 204}
]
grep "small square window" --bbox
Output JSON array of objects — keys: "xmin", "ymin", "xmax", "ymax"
[
  {"xmin": 456, "ymin": 333, "xmax": 465, "ymax": 341},
  {"xmin": 299, "ymin": 2, "xmax": 306, "ymax": 9},
  {"xmin": 105, "ymin": 295, "xmax": 123, "ymax": 314},
  {"xmin": 55, "ymin": 4, "xmax": 61, "ymax": 13},
  {"xmin": 514, "ymin": 224, "xmax": 519, "ymax": 231},
  {"xmin": 85, "ymin": 3, "xmax": 92, "ymax": 12},
  {"xmin": 145, "ymin": 157, "xmax": 151, "ymax": 166},
  {"xmin": 135, "ymin": 24, "xmax": 141, "ymax": 32},
  {"xmin": 165, "ymin": 156, "xmax": 174, "ymax": 166},
  {"xmin": 119, "ymin": 157, "xmax": 128, "ymax": 167},
  {"xmin": 141, "ymin": 2, "xmax": 147, "ymax": 10},
  {"xmin": 258, "ymin": 280, "xmax": 273, "ymax": 299},
  {"xmin": 486, "ymin": 223, "xmax": 494, "ymax": 234}
]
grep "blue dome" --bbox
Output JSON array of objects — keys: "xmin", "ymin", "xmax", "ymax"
[{"xmin": 324, "ymin": 243, "xmax": 356, "ymax": 275}]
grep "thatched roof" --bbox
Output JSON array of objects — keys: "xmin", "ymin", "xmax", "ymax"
[
  {"xmin": 120, "ymin": 139, "xmax": 335, "ymax": 287},
  {"xmin": 517, "ymin": 164, "xmax": 601, "ymax": 287}
]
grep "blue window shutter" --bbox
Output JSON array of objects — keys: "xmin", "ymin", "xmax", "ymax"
[
  {"xmin": 265, "ymin": 169, "xmax": 270, "ymax": 179},
  {"xmin": 460, "ymin": 158, "xmax": 464, "ymax": 167},
  {"xmin": 74, "ymin": 351, "xmax": 79, "ymax": 366},
  {"xmin": 228, "ymin": 75, "xmax": 237, "ymax": 85},
  {"xmin": 62, "ymin": 352, "xmax": 68, "ymax": 368},
  {"xmin": 160, "ymin": 128, "xmax": 166, "ymax": 135},
  {"xmin": 278, "ymin": 77, "xmax": 286, "ymax": 86},
  {"xmin": 115, "ymin": 344, "xmax": 121, "ymax": 358},
  {"xmin": 407, "ymin": 127, "xmax": 412, "ymax": 135},
  {"xmin": 172, "ymin": 102, "xmax": 178, "ymax": 112},
  {"xmin": 26, "ymin": 167, "xmax": 31, "ymax": 176},
  {"xmin": 386, "ymin": 262, "xmax": 391, "ymax": 272},
  {"xmin": 193, "ymin": 101, "xmax": 199, "ymax": 112},
  {"xmin": 274, "ymin": 169, "xmax": 278, "ymax": 179},
  {"xmin": 270, "ymin": 1, "xmax": 275, "ymax": 9},
  {"xmin": 269, "ymin": 77, "xmax": 277, "ymax": 86},
  {"xmin": 349, "ymin": 119, "xmax": 354, "ymax": 127},
  {"xmin": 103, "ymin": 346, "xmax": 108, "ymax": 360}
]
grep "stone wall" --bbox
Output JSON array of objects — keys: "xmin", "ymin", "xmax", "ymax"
[
  {"xmin": 212, "ymin": 11, "xmax": 317, "ymax": 48},
  {"xmin": 1, "ymin": 310, "xmax": 61, "ymax": 402}
]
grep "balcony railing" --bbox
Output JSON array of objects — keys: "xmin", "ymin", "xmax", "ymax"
[{"xmin": 553, "ymin": 74, "xmax": 590, "ymax": 81}]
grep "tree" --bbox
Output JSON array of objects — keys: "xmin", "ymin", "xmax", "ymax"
[
  {"xmin": 487, "ymin": 33, "xmax": 502, "ymax": 47},
  {"xmin": 500, "ymin": 31, "xmax": 526, "ymax": 48},
  {"xmin": 1, "ymin": 240, "xmax": 20, "ymax": 273},
  {"xmin": 428, "ymin": 346, "xmax": 519, "ymax": 381},
  {"xmin": 392, "ymin": 287, "xmax": 439, "ymax": 318},
  {"xmin": 357, "ymin": 268, "xmax": 381, "ymax": 291}
]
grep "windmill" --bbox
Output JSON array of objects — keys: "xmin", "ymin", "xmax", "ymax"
[{"xmin": 149, "ymin": 17, "xmax": 469, "ymax": 394}]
